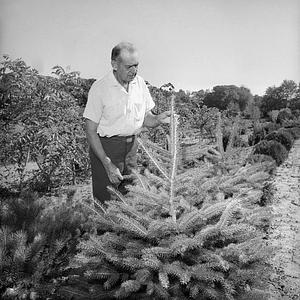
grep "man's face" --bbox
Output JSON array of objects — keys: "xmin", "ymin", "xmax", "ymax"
[{"xmin": 112, "ymin": 50, "xmax": 139, "ymax": 83}]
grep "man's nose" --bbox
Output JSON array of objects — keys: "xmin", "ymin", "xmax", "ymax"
[{"xmin": 130, "ymin": 66, "xmax": 138, "ymax": 72}]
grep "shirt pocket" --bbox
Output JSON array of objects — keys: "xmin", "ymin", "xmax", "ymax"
[{"xmin": 103, "ymin": 103, "xmax": 125, "ymax": 120}]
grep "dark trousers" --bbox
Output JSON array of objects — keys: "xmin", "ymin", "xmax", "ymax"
[{"xmin": 89, "ymin": 135, "xmax": 137, "ymax": 203}]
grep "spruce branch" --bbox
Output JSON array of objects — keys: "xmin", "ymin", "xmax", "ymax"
[
  {"xmin": 111, "ymin": 214, "xmax": 148, "ymax": 238},
  {"xmin": 108, "ymin": 201, "xmax": 151, "ymax": 227},
  {"xmin": 126, "ymin": 185, "xmax": 170, "ymax": 212},
  {"xmin": 147, "ymin": 218, "xmax": 178, "ymax": 238},
  {"xmin": 137, "ymin": 137, "xmax": 170, "ymax": 181},
  {"xmin": 120, "ymin": 257, "xmax": 144, "ymax": 271},
  {"xmin": 107, "ymin": 185, "xmax": 128, "ymax": 204},
  {"xmin": 115, "ymin": 280, "xmax": 141, "ymax": 298},
  {"xmin": 170, "ymin": 236, "xmax": 200, "ymax": 255},
  {"xmin": 84, "ymin": 269, "xmax": 116, "ymax": 280},
  {"xmin": 143, "ymin": 139, "xmax": 172, "ymax": 162},
  {"xmin": 152, "ymin": 283, "xmax": 170, "ymax": 299},
  {"xmin": 81, "ymin": 200, "xmax": 115, "ymax": 228},
  {"xmin": 134, "ymin": 268, "xmax": 151, "ymax": 284},
  {"xmin": 142, "ymin": 253, "xmax": 161, "ymax": 270},
  {"xmin": 164, "ymin": 262, "xmax": 191, "ymax": 284},
  {"xmin": 159, "ymin": 270, "xmax": 170, "ymax": 289},
  {"xmin": 131, "ymin": 169, "xmax": 150, "ymax": 190},
  {"xmin": 217, "ymin": 198, "xmax": 241, "ymax": 229},
  {"xmin": 142, "ymin": 247, "xmax": 172, "ymax": 258},
  {"xmin": 144, "ymin": 171, "xmax": 170, "ymax": 190},
  {"xmin": 103, "ymin": 273, "xmax": 120, "ymax": 289}
]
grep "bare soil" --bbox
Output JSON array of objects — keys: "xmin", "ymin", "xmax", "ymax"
[{"xmin": 268, "ymin": 140, "xmax": 300, "ymax": 299}]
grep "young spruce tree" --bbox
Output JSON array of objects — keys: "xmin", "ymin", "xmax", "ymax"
[{"xmin": 69, "ymin": 95, "xmax": 272, "ymax": 300}]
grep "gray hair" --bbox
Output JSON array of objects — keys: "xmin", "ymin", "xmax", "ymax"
[{"xmin": 111, "ymin": 42, "xmax": 136, "ymax": 61}]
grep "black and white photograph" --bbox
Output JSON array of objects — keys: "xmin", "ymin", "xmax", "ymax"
[{"xmin": 0, "ymin": 0, "xmax": 299, "ymax": 299}]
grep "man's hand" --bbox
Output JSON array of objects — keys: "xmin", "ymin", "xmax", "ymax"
[
  {"xmin": 157, "ymin": 110, "xmax": 171, "ymax": 124},
  {"xmin": 103, "ymin": 157, "xmax": 123, "ymax": 185},
  {"xmin": 143, "ymin": 110, "xmax": 172, "ymax": 128}
]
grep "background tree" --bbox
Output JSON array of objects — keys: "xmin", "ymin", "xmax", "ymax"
[
  {"xmin": 244, "ymin": 94, "xmax": 262, "ymax": 120},
  {"xmin": 175, "ymin": 89, "xmax": 190, "ymax": 104},
  {"xmin": 0, "ymin": 56, "xmax": 89, "ymax": 192},
  {"xmin": 287, "ymin": 82, "xmax": 300, "ymax": 112},
  {"xmin": 203, "ymin": 85, "xmax": 253, "ymax": 111},
  {"xmin": 52, "ymin": 65, "xmax": 96, "ymax": 107},
  {"xmin": 279, "ymin": 80, "xmax": 298, "ymax": 101},
  {"xmin": 260, "ymin": 80, "xmax": 298, "ymax": 116}
]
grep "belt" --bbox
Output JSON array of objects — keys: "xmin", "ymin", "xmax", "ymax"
[{"xmin": 99, "ymin": 135, "xmax": 135, "ymax": 143}]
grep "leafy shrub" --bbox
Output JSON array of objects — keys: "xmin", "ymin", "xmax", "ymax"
[
  {"xmin": 284, "ymin": 126, "xmax": 300, "ymax": 139},
  {"xmin": 263, "ymin": 122, "xmax": 280, "ymax": 134},
  {"xmin": 259, "ymin": 182, "xmax": 275, "ymax": 207},
  {"xmin": 245, "ymin": 154, "xmax": 276, "ymax": 171},
  {"xmin": 291, "ymin": 109, "xmax": 300, "ymax": 118},
  {"xmin": 253, "ymin": 140, "xmax": 288, "ymax": 166},
  {"xmin": 276, "ymin": 108, "xmax": 293, "ymax": 124},
  {"xmin": 264, "ymin": 130, "xmax": 294, "ymax": 151},
  {"xmin": 248, "ymin": 122, "xmax": 281, "ymax": 146},
  {"xmin": 288, "ymin": 98, "xmax": 300, "ymax": 111},
  {"xmin": 248, "ymin": 127, "xmax": 266, "ymax": 146},
  {"xmin": 222, "ymin": 131, "xmax": 247, "ymax": 150},
  {"xmin": 52, "ymin": 65, "xmax": 96, "ymax": 107},
  {"xmin": 268, "ymin": 110, "xmax": 279, "ymax": 123},
  {"xmin": 0, "ymin": 56, "xmax": 90, "ymax": 192},
  {"xmin": 219, "ymin": 115, "xmax": 249, "ymax": 151}
]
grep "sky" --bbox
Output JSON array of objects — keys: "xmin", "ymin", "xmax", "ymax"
[{"xmin": 0, "ymin": 0, "xmax": 299, "ymax": 95}]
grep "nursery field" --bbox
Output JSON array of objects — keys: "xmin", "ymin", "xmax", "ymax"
[
  {"xmin": 268, "ymin": 139, "xmax": 300, "ymax": 299},
  {"xmin": 1, "ymin": 57, "xmax": 300, "ymax": 299}
]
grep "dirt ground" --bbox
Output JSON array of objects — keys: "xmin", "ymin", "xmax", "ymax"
[{"xmin": 268, "ymin": 139, "xmax": 300, "ymax": 299}]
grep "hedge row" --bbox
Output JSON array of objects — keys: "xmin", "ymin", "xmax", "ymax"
[
  {"xmin": 252, "ymin": 125, "xmax": 299, "ymax": 166},
  {"xmin": 264, "ymin": 129, "xmax": 294, "ymax": 151},
  {"xmin": 253, "ymin": 140, "xmax": 288, "ymax": 166}
]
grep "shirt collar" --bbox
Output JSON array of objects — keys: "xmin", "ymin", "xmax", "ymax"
[{"xmin": 110, "ymin": 70, "xmax": 137, "ymax": 88}]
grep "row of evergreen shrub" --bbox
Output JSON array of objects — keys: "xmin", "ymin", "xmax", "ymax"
[
  {"xmin": 222, "ymin": 132, "xmax": 248, "ymax": 150},
  {"xmin": 276, "ymin": 108, "xmax": 293, "ymax": 125},
  {"xmin": 253, "ymin": 140, "xmax": 288, "ymax": 166},
  {"xmin": 248, "ymin": 122, "xmax": 281, "ymax": 146},
  {"xmin": 264, "ymin": 129, "xmax": 294, "ymax": 151},
  {"xmin": 252, "ymin": 125, "xmax": 299, "ymax": 165},
  {"xmin": 285, "ymin": 126, "xmax": 300, "ymax": 139},
  {"xmin": 0, "ymin": 189, "xmax": 92, "ymax": 299}
]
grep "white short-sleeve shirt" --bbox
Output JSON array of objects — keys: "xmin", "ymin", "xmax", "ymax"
[{"xmin": 83, "ymin": 71, "xmax": 155, "ymax": 137}]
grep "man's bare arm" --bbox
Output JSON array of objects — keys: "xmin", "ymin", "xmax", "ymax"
[
  {"xmin": 85, "ymin": 119, "xmax": 123, "ymax": 184},
  {"xmin": 143, "ymin": 110, "xmax": 171, "ymax": 128},
  {"xmin": 85, "ymin": 119, "xmax": 108, "ymax": 163}
]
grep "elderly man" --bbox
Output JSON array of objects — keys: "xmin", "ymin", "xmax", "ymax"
[{"xmin": 83, "ymin": 42, "xmax": 170, "ymax": 202}]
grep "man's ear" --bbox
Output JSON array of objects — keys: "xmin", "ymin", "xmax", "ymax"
[{"xmin": 111, "ymin": 60, "xmax": 118, "ymax": 71}]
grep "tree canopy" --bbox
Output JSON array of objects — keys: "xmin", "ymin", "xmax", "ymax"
[
  {"xmin": 203, "ymin": 85, "xmax": 253, "ymax": 111},
  {"xmin": 261, "ymin": 80, "xmax": 300, "ymax": 115}
]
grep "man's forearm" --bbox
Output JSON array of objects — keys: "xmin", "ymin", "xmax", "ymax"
[
  {"xmin": 86, "ymin": 130, "xmax": 110, "ymax": 167},
  {"xmin": 85, "ymin": 120, "xmax": 123, "ymax": 184},
  {"xmin": 143, "ymin": 112, "xmax": 160, "ymax": 128}
]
